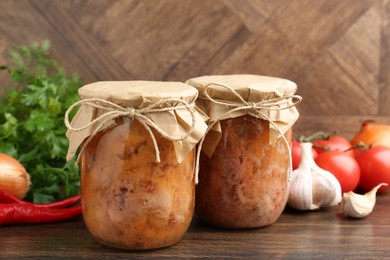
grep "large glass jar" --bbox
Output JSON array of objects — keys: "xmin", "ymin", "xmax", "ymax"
[
  {"xmin": 196, "ymin": 115, "xmax": 292, "ymax": 228},
  {"xmin": 186, "ymin": 75, "xmax": 301, "ymax": 229},
  {"xmin": 65, "ymin": 81, "xmax": 207, "ymax": 249},
  {"xmin": 81, "ymin": 117, "xmax": 195, "ymax": 249}
]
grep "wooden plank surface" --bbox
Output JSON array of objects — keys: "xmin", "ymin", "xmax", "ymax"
[
  {"xmin": 0, "ymin": 0, "xmax": 389, "ymax": 137},
  {"xmin": 2, "ymin": 192, "xmax": 390, "ymax": 258},
  {"xmin": 380, "ymin": 0, "xmax": 390, "ymax": 115}
]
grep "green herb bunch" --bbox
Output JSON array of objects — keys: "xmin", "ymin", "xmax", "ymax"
[{"xmin": 0, "ymin": 40, "xmax": 81, "ymax": 203}]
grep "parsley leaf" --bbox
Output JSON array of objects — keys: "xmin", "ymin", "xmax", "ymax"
[{"xmin": 0, "ymin": 40, "xmax": 81, "ymax": 203}]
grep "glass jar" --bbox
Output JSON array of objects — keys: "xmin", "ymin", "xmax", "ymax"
[
  {"xmin": 186, "ymin": 74, "xmax": 300, "ymax": 229},
  {"xmin": 196, "ymin": 115, "xmax": 292, "ymax": 228},
  {"xmin": 65, "ymin": 81, "xmax": 207, "ymax": 249},
  {"xmin": 81, "ymin": 117, "xmax": 195, "ymax": 249}
]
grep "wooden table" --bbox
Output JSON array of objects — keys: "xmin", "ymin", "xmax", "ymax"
[{"xmin": 2, "ymin": 192, "xmax": 390, "ymax": 259}]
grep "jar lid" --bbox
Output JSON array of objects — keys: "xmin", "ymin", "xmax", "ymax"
[
  {"xmin": 78, "ymin": 81, "xmax": 198, "ymax": 107},
  {"xmin": 186, "ymin": 74, "xmax": 297, "ymax": 102},
  {"xmin": 65, "ymin": 81, "xmax": 207, "ymax": 164},
  {"xmin": 186, "ymin": 74, "xmax": 301, "ymax": 158}
]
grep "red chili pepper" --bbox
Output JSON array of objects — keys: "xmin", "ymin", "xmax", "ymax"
[
  {"xmin": 33, "ymin": 195, "xmax": 81, "ymax": 209},
  {"xmin": 0, "ymin": 189, "xmax": 80, "ymax": 209},
  {"xmin": 0, "ymin": 204, "xmax": 82, "ymax": 225},
  {"xmin": 0, "ymin": 189, "xmax": 26, "ymax": 204}
]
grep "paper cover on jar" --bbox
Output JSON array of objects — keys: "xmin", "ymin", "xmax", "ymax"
[
  {"xmin": 65, "ymin": 81, "xmax": 208, "ymax": 163},
  {"xmin": 186, "ymin": 74, "xmax": 301, "ymax": 157}
]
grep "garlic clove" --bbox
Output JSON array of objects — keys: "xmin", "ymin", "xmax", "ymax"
[
  {"xmin": 312, "ymin": 167, "xmax": 342, "ymax": 208},
  {"xmin": 342, "ymin": 183, "xmax": 387, "ymax": 218},
  {"xmin": 288, "ymin": 166, "xmax": 319, "ymax": 210}
]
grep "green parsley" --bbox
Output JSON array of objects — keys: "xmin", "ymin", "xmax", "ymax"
[{"xmin": 0, "ymin": 40, "xmax": 81, "ymax": 203}]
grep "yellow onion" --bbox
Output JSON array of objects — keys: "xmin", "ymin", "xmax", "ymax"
[
  {"xmin": 351, "ymin": 120, "xmax": 390, "ymax": 149},
  {"xmin": 0, "ymin": 153, "xmax": 31, "ymax": 199}
]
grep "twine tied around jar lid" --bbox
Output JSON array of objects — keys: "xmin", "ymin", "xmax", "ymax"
[
  {"xmin": 65, "ymin": 97, "xmax": 197, "ymax": 165},
  {"xmin": 195, "ymin": 82, "xmax": 302, "ymax": 183}
]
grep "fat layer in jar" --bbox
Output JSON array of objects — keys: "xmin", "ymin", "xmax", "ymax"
[
  {"xmin": 81, "ymin": 117, "xmax": 195, "ymax": 249},
  {"xmin": 196, "ymin": 115, "xmax": 291, "ymax": 228}
]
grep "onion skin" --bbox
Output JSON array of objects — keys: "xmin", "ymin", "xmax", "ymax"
[
  {"xmin": 0, "ymin": 153, "xmax": 31, "ymax": 199},
  {"xmin": 351, "ymin": 121, "xmax": 390, "ymax": 151}
]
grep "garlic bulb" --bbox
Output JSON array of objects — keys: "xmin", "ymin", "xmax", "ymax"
[
  {"xmin": 288, "ymin": 142, "xmax": 342, "ymax": 210},
  {"xmin": 342, "ymin": 183, "xmax": 387, "ymax": 218}
]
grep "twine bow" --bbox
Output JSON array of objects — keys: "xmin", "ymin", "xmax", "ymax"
[
  {"xmin": 65, "ymin": 97, "xmax": 197, "ymax": 165},
  {"xmin": 195, "ymin": 82, "xmax": 302, "ymax": 183}
]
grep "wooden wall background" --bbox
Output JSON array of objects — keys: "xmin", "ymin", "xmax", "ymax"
[{"xmin": 1, "ymin": 0, "xmax": 390, "ymax": 139}]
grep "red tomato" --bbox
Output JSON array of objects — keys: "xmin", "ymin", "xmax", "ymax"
[
  {"xmin": 315, "ymin": 151, "xmax": 360, "ymax": 193},
  {"xmin": 292, "ymin": 141, "xmax": 318, "ymax": 170},
  {"xmin": 355, "ymin": 146, "xmax": 390, "ymax": 193},
  {"xmin": 313, "ymin": 135, "xmax": 354, "ymax": 156}
]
